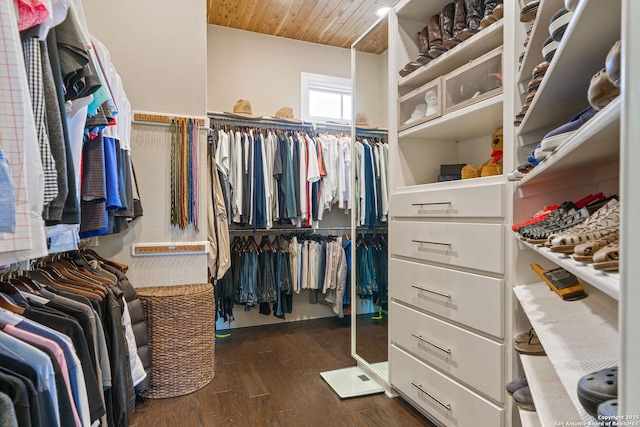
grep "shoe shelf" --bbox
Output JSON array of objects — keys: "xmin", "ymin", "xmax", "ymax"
[
  {"xmin": 517, "ymin": 0, "xmax": 621, "ymax": 135},
  {"xmin": 518, "ymin": 97, "xmax": 620, "ymax": 187},
  {"xmin": 517, "ymin": 238, "xmax": 620, "ymax": 300},
  {"xmin": 519, "ymin": 354, "xmax": 581, "ymax": 426},
  {"xmin": 516, "ymin": 0, "xmax": 564, "ymax": 86},
  {"xmin": 513, "ymin": 282, "xmax": 619, "ymax": 424},
  {"xmin": 518, "ymin": 407, "xmax": 542, "ymax": 427},
  {"xmin": 399, "ymin": 93, "xmax": 503, "ymax": 141},
  {"xmin": 398, "ymin": 20, "xmax": 504, "ymax": 92}
]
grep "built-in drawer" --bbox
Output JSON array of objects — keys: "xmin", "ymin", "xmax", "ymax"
[
  {"xmin": 391, "ymin": 183, "xmax": 504, "ymax": 218},
  {"xmin": 389, "ymin": 258, "xmax": 503, "ymax": 338},
  {"xmin": 390, "ymin": 302, "xmax": 504, "ymax": 401},
  {"xmin": 391, "ymin": 346, "xmax": 504, "ymax": 427},
  {"xmin": 390, "ymin": 221, "xmax": 504, "ymax": 274}
]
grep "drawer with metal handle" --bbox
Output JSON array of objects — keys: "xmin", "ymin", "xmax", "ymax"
[
  {"xmin": 391, "ymin": 302, "xmax": 504, "ymax": 401},
  {"xmin": 391, "ymin": 182, "xmax": 504, "ymax": 218},
  {"xmin": 390, "ymin": 221, "xmax": 504, "ymax": 274},
  {"xmin": 389, "ymin": 258, "xmax": 504, "ymax": 338},
  {"xmin": 391, "ymin": 346, "xmax": 504, "ymax": 427}
]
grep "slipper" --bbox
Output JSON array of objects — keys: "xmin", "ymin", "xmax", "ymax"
[
  {"xmin": 506, "ymin": 377, "xmax": 528, "ymax": 395},
  {"xmin": 592, "ymin": 242, "xmax": 620, "ymax": 271},
  {"xmin": 531, "ymin": 263, "xmax": 587, "ymax": 301},
  {"xmin": 513, "ymin": 386, "xmax": 536, "ymax": 411},
  {"xmin": 514, "ymin": 331, "xmax": 545, "ymax": 355}
]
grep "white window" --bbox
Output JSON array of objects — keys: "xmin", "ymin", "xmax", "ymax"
[{"xmin": 301, "ymin": 72, "xmax": 352, "ymax": 124}]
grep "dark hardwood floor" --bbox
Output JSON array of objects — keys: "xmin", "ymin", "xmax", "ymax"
[{"xmin": 130, "ymin": 316, "xmax": 436, "ymax": 426}]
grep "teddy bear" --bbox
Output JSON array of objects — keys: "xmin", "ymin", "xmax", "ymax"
[{"xmin": 461, "ymin": 127, "xmax": 504, "ymax": 179}]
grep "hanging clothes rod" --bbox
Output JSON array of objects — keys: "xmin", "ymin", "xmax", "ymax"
[
  {"xmin": 314, "ymin": 122, "xmax": 352, "ymax": 135},
  {"xmin": 208, "ymin": 112, "xmax": 314, "ymax": 131},
  {"xmin": 356, "ymin": 128, "xmax": 389, "ymax": 138},
  {"xmin": 228, "ymin": 226, "xmax": 351, "ymax": 235}
]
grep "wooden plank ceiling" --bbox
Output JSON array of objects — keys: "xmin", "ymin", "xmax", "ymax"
[{"xmin": 207, "ymin": 0, "xmax": 392, "ymax": 54}]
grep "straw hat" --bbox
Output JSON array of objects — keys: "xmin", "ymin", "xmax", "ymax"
[
  {"xmin": 226, "ymin": 99, "xmax": 261, "ymax": 119},
  {"xmin": 355, "ymin": 113, "xmax": 377, "ymax": 129},
  {"xmin": 274, "ymin": 107, "xmax": 302, "ymax": 123}
]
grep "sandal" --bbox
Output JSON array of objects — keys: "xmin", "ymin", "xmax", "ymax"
[
  {"xmin": 573, "ymin": 235, "xmax": 619, "ymax": 262},
  {"xmin": 592, "ymin": 242, "xmax": 620, "ymax": 271},
  {"xmin": 546, "ymin": 200, "xmax": 619, "ymax": 249},
  {"xmin": 515, "ymin": 330, "xmax": 545, "ymax": 355},
  {"xmin": 514, "ymin": 328, "xmax": 535, "ymax": 344}
]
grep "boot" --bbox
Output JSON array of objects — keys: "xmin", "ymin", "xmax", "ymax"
[
  {"xmin": 415, "ymin": 26, "xmax": 433, "ymax": 65},
  {"xmin": 399, "ymin": 61, "xmax": 422, "ymax": 77},
  {"xmin": 460, "ymin": 0, "xmax": 484, "ymax": 40},
  {"xmin": 481, "ymin": 0, "xmax": 502, "ymax": 28},
  {"xmin": 426, "ymin": 13, "xmax": 446, "ymax": 58},
  {"xmin": 445, "ymin": 0, "xmax": 466, "ymax": 49},
  {"xmin": 431, "ymin": 3, "xmax": 455, "ymax": 56}
]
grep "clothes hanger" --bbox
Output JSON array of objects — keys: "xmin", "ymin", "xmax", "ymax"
[
  {"xmin": 0, "ymin": 282, "xmax": 28, "ymax": 305},
  {"xmin": 260, "ymin": 235, "xmax": 276, "ymax": 252},
  {"xmin": 27, "ymin": 269, "xmax": 102, "ymax": 301},
  {"xmin": 83, "ymin": 248, "xmax": 129, "ymax": 273},
  {"xmin": 9, "ymin": 277, "xmax": 37, "ymax": 293},
  {"xmin": 247, "ymin": 236, "xmax": 262, "ymax": 253},
  {"xmin": 0, "ymin": 292, "xmax": 25, "ymax": 315}
]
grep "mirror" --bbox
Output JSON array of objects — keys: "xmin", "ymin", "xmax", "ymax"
[{"xmin": 351, "ymin": 15, "xmax": 389, "ymax": 381}]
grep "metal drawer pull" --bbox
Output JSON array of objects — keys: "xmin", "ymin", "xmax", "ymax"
[
  {"xmin": 412, "ymin": 240, "xmax": 451, "ymax": 246},
  {"xmin": 411, "ymin": 333, "xmax": 452, "ymax": 355},
  {"xmin": 411, "ymin": 201, "xmax": 451, "ymax": 206},
  {"xmin": 411, "ymin": 382, "xmax": 452, "ymax": 411},
  {"xmin": 411, "ymin": 285, "xmax": 451, "ymax": 299}
]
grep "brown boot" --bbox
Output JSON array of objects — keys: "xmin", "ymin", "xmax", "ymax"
[
  {"xmin": 433, "ymin": 3, "xmax": 455, "ymax": 56},
  {"xmin": 445, "ymin": 0, "xmax": 467, "ymax": 49},
  {"xmin": 460, "ymin": 0, "xmax": 484, "ymax": 40},
  {"xmin": 426, "ymin": 13, "xmax": 446, "ymax": 58},
  {"xmin": 415, "ymin": 26, "xmax": 433, "ymax": 65},
  {"xmin": 481, "ymin": 0, "xmax": 501, "ymax": 28}
]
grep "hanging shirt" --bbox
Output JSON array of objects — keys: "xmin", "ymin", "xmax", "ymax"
[
  {"xmin": 297, "ymin": 134, "xmax": 307, "ymax": 223},
  {"xmin": 0, "ymin": 0, "xmax": 47, "ymax": 264},
  {"xmin": 232, "ymin": 130, "xmax": 244, "ymax": 223},
  {"xmin": 380, "ymin": 143, "xmax": 389, "ymax": 222}
]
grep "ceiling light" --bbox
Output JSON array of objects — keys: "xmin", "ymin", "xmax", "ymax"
[{"xmin": 375, "ymin": 7, "xmax": 391, "ymax": 17}]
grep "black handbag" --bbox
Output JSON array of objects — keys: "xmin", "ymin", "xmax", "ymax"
[{"xmin": 131, "ymin": 160, "xmax": 143, "ymax": 219}]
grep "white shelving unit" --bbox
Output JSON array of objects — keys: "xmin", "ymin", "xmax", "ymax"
[
  {"xmin": 386, "ymin": 0, "xmax": 638, "ymax": 424},
  {"xmin": 388, "ymin": 1, "xmax": 511, "ymax": 426},
  {"xmin": 399, "ymin": 94, "xmax": 504, "ymax": 141},
  {"xmin": 517, "ymin": 98, "xmax": 620, "ymax": 187},
  {"xmin": 518, "ymin": 239, "xmax": 620, "ymax": 300},
  {"xmin": 519, "ymin": 355, "xmax": 581, "ymax": 425},
  {"xmin": 517, "ymin": 0, "xmax": 621, "ymax": 134},
  {"xmin": 516, "ymin": 0, "xmax": 564, "ymax": 87},
  {"xmin": 398, "ymin": 16, "xmax": 503, "ymax": 93},
  {"xmin": 513, "ymin": 283, "xmax": 618, "ymax": 424},
  {"xmin": 511, "ymin": 0, "xmax": 627, "ymax": 425}
]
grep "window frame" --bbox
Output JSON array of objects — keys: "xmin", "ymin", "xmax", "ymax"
[{"xmin": 301, "ymin": 72, "xmax": 352, "ymax": 124}]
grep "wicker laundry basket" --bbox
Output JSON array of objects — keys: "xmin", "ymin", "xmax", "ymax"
[{"xmin": 138, "ymin": 283, "xmax": 215, "ymax": 399}]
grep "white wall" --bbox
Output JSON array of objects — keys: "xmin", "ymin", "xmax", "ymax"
[
  {"xmin": 207, "ymin": 25, "xmax": 351, "ymax": 118},
  {"xmin": 82, "ymin": 0, "xmax": 207, "ymax": 116},
  {"xmin": 355, "ymin": 50, "xmax": 389, "ymax": 128},
  {"xmin": 82, "ymin": 0, "xmax": 209, "ymax": 287}
]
